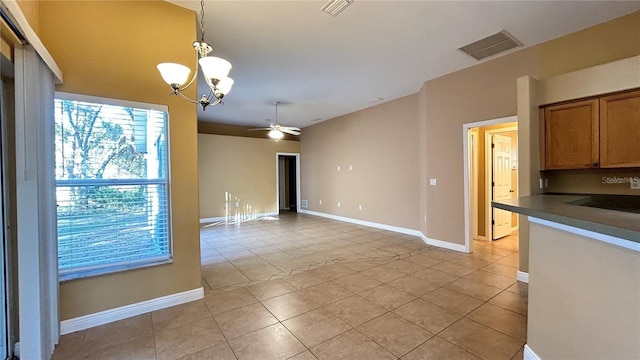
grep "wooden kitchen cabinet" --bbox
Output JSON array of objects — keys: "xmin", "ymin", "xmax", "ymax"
[
  {"xmin": 540, "ymin": 89, "xmax": 640, "ymax": 170},
  {"xmin": 542, "ymin": 99, "xmax": 599, "ymax": 170},
  {"xmin": 600, "ymin": 90, "xmax": 640, "ymax": 168}
]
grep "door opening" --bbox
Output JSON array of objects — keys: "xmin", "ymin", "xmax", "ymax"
[
  {"xmin": 276, "ymin": 153, "xmax": 300, "ymax": 213},
  {"xmin": 463, "ymin": 117, "xmax": 518, "ymax": 253}
]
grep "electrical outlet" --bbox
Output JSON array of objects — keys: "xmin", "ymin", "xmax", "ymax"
[
  {"xmin": 358, "ymin": 204, "xmax": 362, "ymax": 210},
  {"xmin": 349, "ymin": 165, "xmax": 353, "ymax": 171},
  {"xmin": 301, "ymin": 200, "xmax": 308, "ymax": 208},
  {"xmin": 337, "ymin": 166, "xmax": 341, "ymax": 171},
  {"xmin": 539, "ymin": 178, "xmax": 544, "ymax": 189},
  {"xmin": 429, "ymin": 179, "xmax": 437, "ymax": 186},
  {"xmin": 337, "ymin": 202, "xmax": 341, "ymax": 207},
  {"xmin": 545, "ymin": 178, "xmax": 549, "ymax": 188},
  {"xmin": 319, "ymin": 200, "xmax": 322, "ymax": 205}
]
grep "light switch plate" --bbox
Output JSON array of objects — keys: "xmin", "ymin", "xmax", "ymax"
[{"xmin": 429, "ymin": 179, "xmax": 437, "ymax": 186}]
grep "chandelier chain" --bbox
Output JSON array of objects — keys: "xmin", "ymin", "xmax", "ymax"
[{"xmin": 200, "ymin": 0, "xmax": 206, "ymax": 42}]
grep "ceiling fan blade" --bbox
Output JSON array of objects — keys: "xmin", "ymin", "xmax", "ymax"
[
  {"xmin": 281, "ymin": 129, "xmax": 301, "ymax": 136},
  {"xmin": 282, "ymin": 126, "xmax": 301, "ymax": 131},
  {"xmin": 248, "ymin": 128, "xmax": 272, "ymax": 131}
]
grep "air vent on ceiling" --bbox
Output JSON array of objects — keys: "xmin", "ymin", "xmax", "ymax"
[
  {"xmin": 321, "ymin": 0, "xmax": 353, "ymax": 17},
  {"xmin": 459, "ymin": 30, "xmax": 522, "ymax": 61}
]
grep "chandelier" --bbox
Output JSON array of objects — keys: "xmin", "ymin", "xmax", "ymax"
[{"xmin": 157, "ymin": 0, "xmax": 234, "ymax": 110}]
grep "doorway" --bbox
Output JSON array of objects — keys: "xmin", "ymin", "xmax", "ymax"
[
  {"xmin": 463, "ymin": 116, "xmax": 518, "ymax": 253},
  {"xmin": 276, "ymin": 153, "xmax": 300, "ymax": 213}
]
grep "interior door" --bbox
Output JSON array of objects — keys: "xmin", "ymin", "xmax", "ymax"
[{"xmin": 492, "ymin": 134, "xmax": 512, "ymax": 240}]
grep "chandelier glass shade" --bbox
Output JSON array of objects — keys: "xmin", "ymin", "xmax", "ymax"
[{"xmin": 157, "ymin": 0, "xmax": 233, "ymax": 110}]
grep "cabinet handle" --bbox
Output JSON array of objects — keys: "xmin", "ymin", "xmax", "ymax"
[{"xmin": 593, "ymin": 163, "xmax": 599, "ymax": 167}]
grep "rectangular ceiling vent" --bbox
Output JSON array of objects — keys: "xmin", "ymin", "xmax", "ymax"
[
  {"xmin": 321, "ymin": 0, "xmax": 353, "ymax": 17},
  {"xmin": 459, "ymin": 30, "xmax": 522, "ymax": 61}
]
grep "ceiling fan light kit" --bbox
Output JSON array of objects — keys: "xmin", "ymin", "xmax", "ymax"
[
  {"xmin": 157, "ymin": 0, "xmax": 234, "ymax": 110},
  {"xmin": 268, "ymin": 129, "xmax": 285, "ymax": 140},
  {"xmin": 249, "ymin": 102, "xmax": 301, "ymax": 140}
]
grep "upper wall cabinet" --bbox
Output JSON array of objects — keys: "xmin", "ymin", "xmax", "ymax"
[
  {"xmin": 542, "ymin": 99, "xmax": 599, "ymax": 169},
  {"xmin": 540, "ymin": 89, "xmax": 640, "ymax": 170},
  {"xmin": 600, "ymin": 90, "xmax": 640, "ymax": 168}
]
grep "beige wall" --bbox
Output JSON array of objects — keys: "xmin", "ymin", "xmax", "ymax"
[
  {"xmin": 199, "ymin": 134, "xmax": 300, "ymax": 219},
  {"xmin": 16, "ymin": 0, "xmax": 40, "ymax": 35},
  {"xmin": 423, "ymin": 47, "xmax": 538, "ymax": 245},
  {"xmin": 528, "ymin": 222, "xmax": 640, "ymax": 359},
  {"xmin": 536, "ymin": 12, "xmax": 640, "ymax": 79},
  {"xmin": 300, "ymin": 94, "xmax": 420, "ymax": 230},
  {"xmin": 39, "ymin": 1, "xmax": 201, "ymax": 320},
  {"xmin": 300, "ymin": 12, "xmax": 640, "ymax": 274}
]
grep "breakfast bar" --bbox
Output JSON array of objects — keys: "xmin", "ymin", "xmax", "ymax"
[{"xmin": 494, "ymin": 194, "xmax": 640, "ymax": 359}]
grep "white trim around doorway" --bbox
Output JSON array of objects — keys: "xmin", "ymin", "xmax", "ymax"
[{"xmin": 462, "ymin": 116, "xmax": 517, "ymax": 253}]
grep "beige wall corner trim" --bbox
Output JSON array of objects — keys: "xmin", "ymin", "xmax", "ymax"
[
  {"xmin": 200, "ymin": 212, "xmax": 278, "ymax": 224},
  {"xmin": 528, "ymin": 217, "xmax": 640, "ymax": 252},
  {"xmin": 299, "ymin": 210, "xmax": 467, "ymax": 253},
  {"xmin": 539, "ymin": 55, "xmax": 640, "ymax": 106},
  {"xmin": 60, "ymin": 287, "xmax": 204, "ymax": 335},
  {"xmin": 0, "ymin": 0, "xmax": 63, "ymax": 83},
  {"xmin": 523, "ymin": 345, "xmax": 541, "ymax": 360},
  {"xmin": 517, "ymin": 271, "xmax": 529, "ymax": 283}
]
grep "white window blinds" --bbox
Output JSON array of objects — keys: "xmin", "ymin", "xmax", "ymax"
[{"xmin": 54, "ymin": 94, "xmax": 172, "ymax": 280}]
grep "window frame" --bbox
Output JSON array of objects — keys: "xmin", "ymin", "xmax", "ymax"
[{"xmin": 55, "ymin": 91, "xmax": 173, "ymax": 281}]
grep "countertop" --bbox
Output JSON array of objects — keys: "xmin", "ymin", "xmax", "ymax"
[{"xmin": 493, "ymin": 194, "xmax": 640, "ymax": 243}]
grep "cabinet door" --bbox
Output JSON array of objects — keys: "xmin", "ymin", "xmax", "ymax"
[
  {"xmin": 600, "ymin": 90, "xmax": 640, "ymax": 168},
  {"xmin": 544, "ymin": 99, "xmax": 599, "ymax": 170}
]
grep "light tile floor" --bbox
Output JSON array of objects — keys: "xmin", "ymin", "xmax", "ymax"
[{"xmin": 53, "ymin": 213, "xmax": 527, "ymax": 360}]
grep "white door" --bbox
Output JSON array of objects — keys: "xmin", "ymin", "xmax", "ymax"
[{"xmin": 492, "ymin": 134, "xmax": 512, "ymax": 240}]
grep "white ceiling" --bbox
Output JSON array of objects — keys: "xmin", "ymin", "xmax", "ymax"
[{"xmin": 167, "ymin": 0, "xmax": 639, "ymax": 128}]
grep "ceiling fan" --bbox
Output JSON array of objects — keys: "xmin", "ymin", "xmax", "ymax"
[{"xmin": 249, "ymin": 102, "xmax": 301, "ymax": 140}]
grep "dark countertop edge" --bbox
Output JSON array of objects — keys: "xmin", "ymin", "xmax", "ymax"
[{"xmin": 493, "ymin": 195, "xmax": 640, "ymax": 243}]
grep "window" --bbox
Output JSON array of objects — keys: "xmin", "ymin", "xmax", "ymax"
[{"xmin": 54, "ymin": 93, "xmax": 171, "ymax": 280}]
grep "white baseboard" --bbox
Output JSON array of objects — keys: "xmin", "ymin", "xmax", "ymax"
[
  {"xmin": 60, "ymin": 287, "xmax": 204, "ymax": 335},
  {"xmin": 200, "ymin": 212, "xmax": 278, "ymax": 224},
  {"xmin": 524, "ymin": 344, "xmax": 541, "ymax": 360},
  {"xmin": 299, "ymin": 210, "xmax": 423, "ymax": 237},
  {"xmin": 423, "ymin": 236, "xmax": 468, "ymax": 253},
  {"xmin": 299, "ymin": 210, "xmax": 467, "ymax": 253},
  {"xmin": 517, "ymin": 271, "xmax": 529, "ymax": 283}
]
